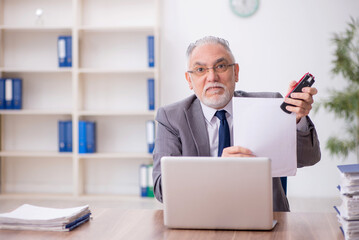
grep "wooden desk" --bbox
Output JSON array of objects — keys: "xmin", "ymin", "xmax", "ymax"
[{"xmin": 0, "ymin": 209, "xmax": 343, "ymax": 240}]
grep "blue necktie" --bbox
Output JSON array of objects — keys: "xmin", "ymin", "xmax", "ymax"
[{"xmin": 215, "ymin": 110, "xmax": 230, "ymax": 157}]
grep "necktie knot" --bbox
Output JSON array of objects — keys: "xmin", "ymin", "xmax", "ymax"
[{"xmin": 215, "ymin": 110, "xmax": 227, "ymax": 121}]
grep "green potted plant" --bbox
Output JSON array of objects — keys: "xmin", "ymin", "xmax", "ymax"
[{"xmin": 318, "ymin": 17, "xmax": 359, "ymax": 160}]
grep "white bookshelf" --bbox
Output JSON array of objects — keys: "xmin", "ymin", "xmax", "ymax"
[{"xmin": 0, "ymin": 0, "xmax": 160, "ymax": 197}]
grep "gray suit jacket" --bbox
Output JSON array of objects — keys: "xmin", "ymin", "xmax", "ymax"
[{"xmin": 153, "ymin": 91, "xmax": 321, "ymax": 212}]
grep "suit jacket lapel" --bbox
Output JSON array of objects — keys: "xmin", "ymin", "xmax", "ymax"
[{"xmin": 184, "ymin": 98, "xmax": 211, "ymax": 156}]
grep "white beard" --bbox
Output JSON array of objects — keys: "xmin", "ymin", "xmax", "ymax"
[{"xmin": 196, "ymin": 82, "xmax": 232, "ymax": 109}]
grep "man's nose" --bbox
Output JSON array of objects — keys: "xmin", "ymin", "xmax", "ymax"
[{"xmin": 206, "ymin": 68, "xmax": 218, "ymax": 81}]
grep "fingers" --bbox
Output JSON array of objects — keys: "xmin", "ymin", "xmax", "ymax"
[
  {"xmin": 221, "ymin": 146, "xmax": 256, "ymax": 157},
  {"xmin": 286, "ymin": 92, "xmax": 313, "ymax": 105},
  {"xmin": 284, "ymin": 83, "xmax": 318, "ymax": 121},
  {"xmin": 285, "ymin": 95, "xmax": 312, "ymax": 121},
  {"xmin": 287, "ymin": 81, "xmax": 297, "ymax": 93},
  {"xmin": 285, "ymin": 101, "xmax": 311, "ymax": 120},
  {"xmin": 302, "ymin": 86, "xmax": 318, "ymax": 96}
]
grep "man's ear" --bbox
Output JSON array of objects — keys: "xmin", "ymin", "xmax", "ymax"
[
  {"xmin": 234, "ymin": 64, "xmax": 239, "ymax": 83},
  {"xmin": 185, "ymin": 72, "xmax": 193, "ymax": 90}
]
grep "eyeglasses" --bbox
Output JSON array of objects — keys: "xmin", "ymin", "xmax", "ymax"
[{"xmin": 187, "ymin": 63, "xmax": 236, "ymax": 77}]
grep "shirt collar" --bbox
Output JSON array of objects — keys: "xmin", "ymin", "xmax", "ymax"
[{"xmin": 200, "ymin": 98, "xmax": 233, "ymax": 124}]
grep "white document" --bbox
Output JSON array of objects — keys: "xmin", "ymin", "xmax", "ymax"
[{"xmin": 233, "ymin": 97, "xmax": 297, "ymax": 177}]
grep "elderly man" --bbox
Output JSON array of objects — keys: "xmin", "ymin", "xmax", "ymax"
[{"xmin": 153, "ymin": 36, "xmax": 320, "ymax": 211}]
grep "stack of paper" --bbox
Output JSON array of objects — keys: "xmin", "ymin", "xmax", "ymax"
[
  {"xmin": 0, "ymin": 204, "xmax": 91, "ymax": 231},
  {"xmin": 335, "ymin": 164, "xmax": 359, "ymax": 240}
]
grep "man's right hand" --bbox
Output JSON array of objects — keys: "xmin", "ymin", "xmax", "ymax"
[{"xmin": 221, "ymin": 146, "xmax": 256, "ymax": 157}]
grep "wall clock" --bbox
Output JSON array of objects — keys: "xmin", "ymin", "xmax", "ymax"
[{"xmin": 230, "ymin": 0, "xmax": 259, "ymax": 18}]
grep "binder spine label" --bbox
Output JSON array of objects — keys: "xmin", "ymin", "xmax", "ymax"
[
  {"xmin": 5, "ymin": 79, "xmax": 13, "ymax": 109},
  {"xmin": 58, "ymin": 39, "xmax": 66, "ymax": 59}
]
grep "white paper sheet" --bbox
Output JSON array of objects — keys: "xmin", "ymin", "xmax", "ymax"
[{"xmin": 233, "ymin": 97, "xmax": 297, "ymax": 177}]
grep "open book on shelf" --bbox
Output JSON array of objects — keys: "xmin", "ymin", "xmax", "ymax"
[{"xmin": 0, "ymin": 204, "xmax": 91, "ymax": 231}]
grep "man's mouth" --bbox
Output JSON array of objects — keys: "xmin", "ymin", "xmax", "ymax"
[{"xmin": 206, "ymin": 86, "xmax": 223, "ymax": 92}]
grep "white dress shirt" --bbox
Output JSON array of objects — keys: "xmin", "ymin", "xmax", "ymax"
[{"xmin": 200, "ymin": 99, "xmax": 234, "ymax": 157}]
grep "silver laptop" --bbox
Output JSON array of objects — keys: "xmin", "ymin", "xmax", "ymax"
[{"xmin": 161, "ymin": 157, "xmax": 277, "ymax": 230}]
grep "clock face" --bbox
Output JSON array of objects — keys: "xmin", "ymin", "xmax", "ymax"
[{"xmin": 230, "ymin": 0, "xmax": 259, "ymax": 18}]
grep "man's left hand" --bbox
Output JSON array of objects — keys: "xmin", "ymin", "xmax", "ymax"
[{"xmin": 284, "ymin": 80, "xmax": 318, "ymax": 123}]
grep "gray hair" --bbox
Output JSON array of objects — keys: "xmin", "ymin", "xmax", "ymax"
[{"xmin": 186, "ymin": 36, "xmax": 235, "ymax": 67}]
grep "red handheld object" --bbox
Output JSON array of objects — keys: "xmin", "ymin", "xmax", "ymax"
[{"xmin": 280, "ymin": 73, "xmax": 315, "ymax": 114}]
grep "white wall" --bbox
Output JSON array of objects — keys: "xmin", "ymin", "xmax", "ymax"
[{"xmin": 160, "ymin": 0, "xmax": 359, "ymax": 199}]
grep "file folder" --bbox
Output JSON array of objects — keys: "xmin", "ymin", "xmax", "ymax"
[
  {"xmin": 86, "ymin": 121, "xmax": 96, "ymax": 153},
  {"xmin": 65, "ymin": 213, "xmax": 91, "ymax": 231},
  {"xmin": 0, "ymin": 79, "xmax": 5, "ymax": 109},
  {"xmin": 140, "ymin": 164, "xmax": 148, "ymax": 197},
  {"xmin": 147, "ymin": 78, "xmax": 155, "ymax": 111},
  {"xmin": 78, "ymin": 121, "xmax": 87, "ymax": 153},
  {"xmin": 147, "ymin": 36, "xmax": 155, "ymax": 68},
  {"xmin": 338, "ymin": 164, "xmax": 359, "ymax": 174},
  {"xmin": 58, "ymin": 36, "xmax": 72, "ymax": 67},
  {"xmin": 12, "ymin": 78, "xmax": 22, "ymax": 109},
  {"xmin": 65, "ymin": 120, "xmax": 73, "ymax": 152},
  {"xmin": 146, "ymin": 120, "xmax": 155, "ymax": 153},
  {"xmin": 79, "ymin": 121, "xmax": 96, "ymax": 153},
  {"xmin": 58, "ymin": 121, "xmax": 67, "ymax": 152},
  {"xmin": 147, "ymin": 164, "xmax": 154, "ymax": 197}
]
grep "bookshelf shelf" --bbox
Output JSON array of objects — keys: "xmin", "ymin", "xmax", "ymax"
[
  {"xmin": 0, "ymin": 110, "xmax": 73, "ymax": 115},
  {"xmin": 79, "ymin": 25, "xmax": 154, "ymax": 33},
  {"xmin": 0, "ymin": 26, "xmax": 72, "ymax": 32},
  {"xmin": 78, "ymin": 110, "xmax": 155, "ymax": 117},
  {"xmin": 78, "ymin": 152, "xmax": 153, "ymax": 159},
  {"xmin": 0, "ymin": 68, "xmax": 72, "ymax": 73},
  {"xmin": 78, "ymin": 68, "xmax": 156, "ymax": 74},
  {"xmin": 0, "ymin": 193, "xmax": 74, "ymax": 200},
  {"xmin": 0, "ymin": 0, "xmax": 160, "ymax": 197},
  {"xmin": 0, "ymin": 151, "xmax": 152, "ymax": 160},
  {"xmin": 0, "ymin": 151, "xmax": 73, "ymax": 158}
]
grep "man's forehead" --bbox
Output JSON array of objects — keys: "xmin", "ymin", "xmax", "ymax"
[
  {"xmin": 189, "ymin": 44, "xmax": 231, "ymax": 66},
  {"xmin": 192, "ymin": 57, "xmax": 229, "ymax": 67}
]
